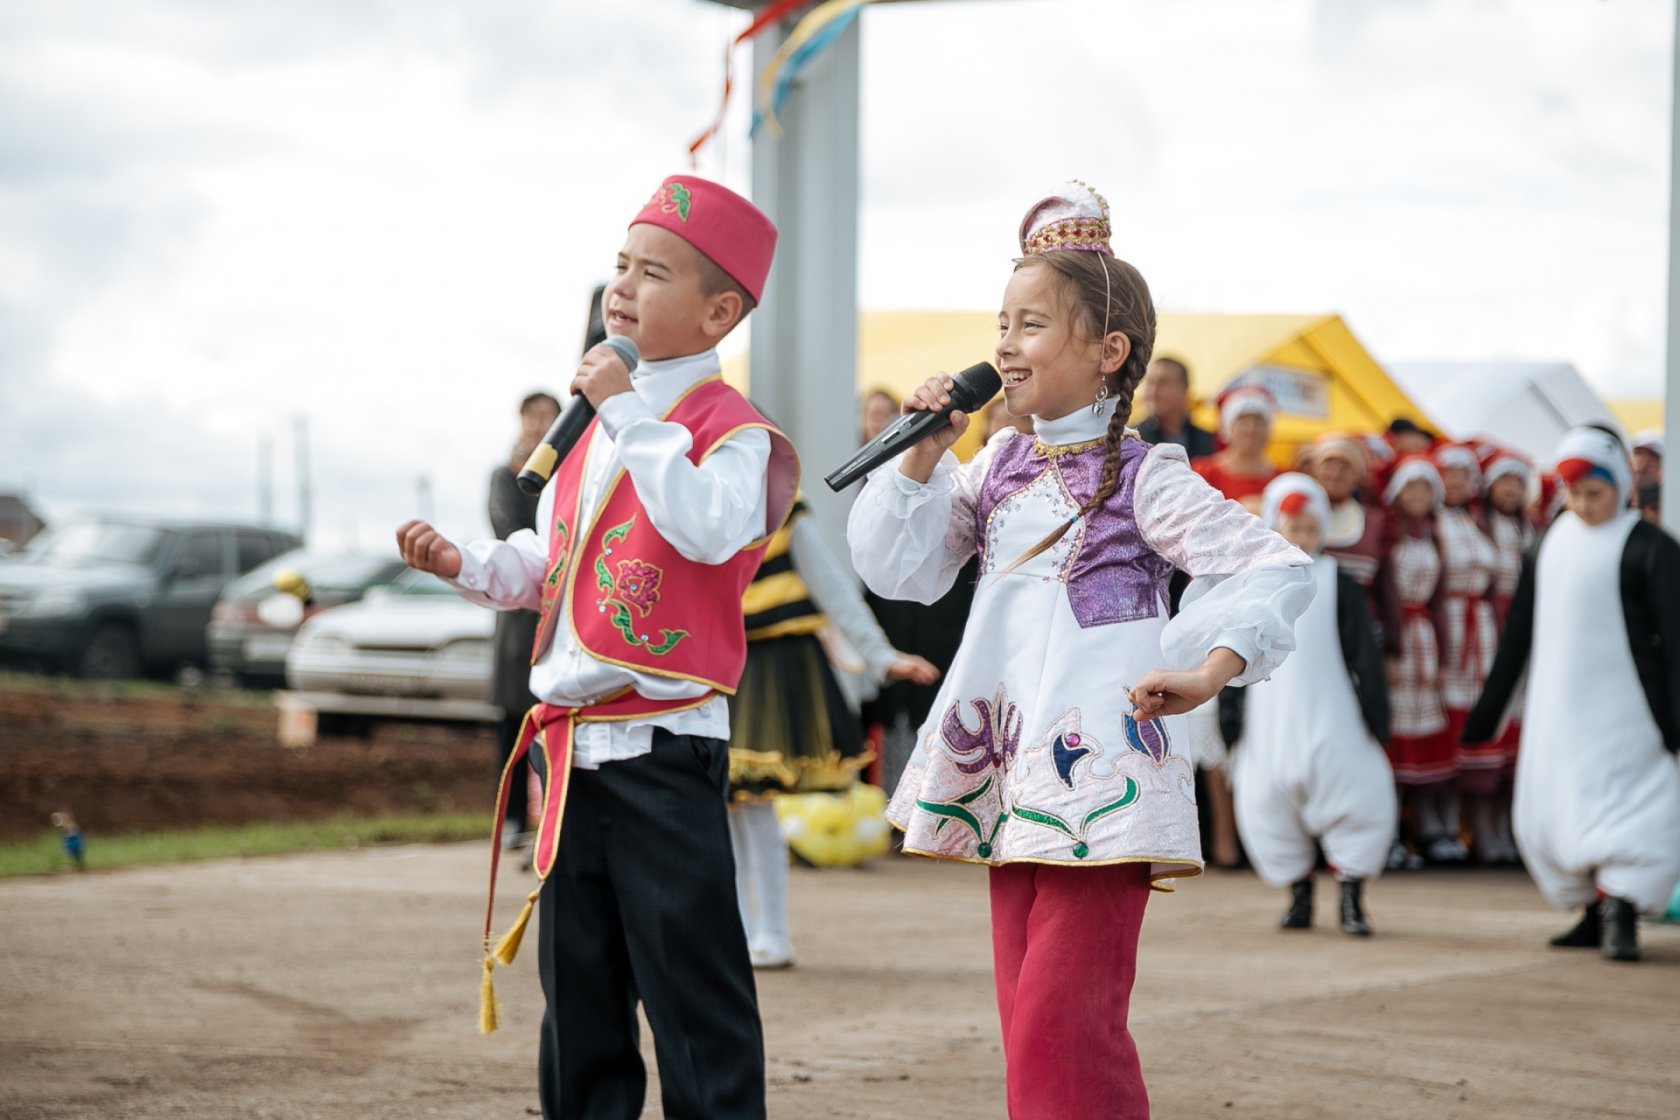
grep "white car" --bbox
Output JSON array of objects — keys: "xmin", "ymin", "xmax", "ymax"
[{"xmin": 283, "ymin": 569, "xmax": 499, "ymax": 724}]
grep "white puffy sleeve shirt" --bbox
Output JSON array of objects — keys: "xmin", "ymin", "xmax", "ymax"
[{"xmin": 447, "ymin": 350, "xmax": 772, "ymax": 767}]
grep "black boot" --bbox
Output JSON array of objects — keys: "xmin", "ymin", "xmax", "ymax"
[
  {"xmin": 1338, "ymin": 878, "xmax": 1372, "ymax": 936},
  {"xmin": 1548, "ymin": 902, "xmax": 1601, "ymax": 949},
  {"xmin": 1280, "ymin": 877, "xmax": 1313, "ymax": 930},
  {"xmin": 1601, "ymin": 897, "xmax": 1639, "ymax": 962}
]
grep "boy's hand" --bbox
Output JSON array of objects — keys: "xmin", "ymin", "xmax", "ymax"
[
  {"xmin": 898, "ymin": 374, "xmax": 968, "ymax": 484},
  {"xmin": 571, "ymin": 342, "xmax": 636, "ymax": 409},
  {"xmin": 396, "ymin": 520, "xmax": 463, "ymax": 579}
]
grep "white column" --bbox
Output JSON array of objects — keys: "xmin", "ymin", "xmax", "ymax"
[
  {"xmin": 1665, "ymin": 0, "xmax": 1680, "ymax": 535},
  {"xmin": 749, "ymin": 13, "xmax": 863, "ymax": 558}
]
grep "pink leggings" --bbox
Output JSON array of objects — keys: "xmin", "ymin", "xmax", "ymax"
[{"xmin": 989, "ymin": 861, "xmax": 1152, "ymax": 1119}]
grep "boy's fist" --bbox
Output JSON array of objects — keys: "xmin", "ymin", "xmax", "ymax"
[
  {"xmin": 396, "ymin": 520, "xmax": 462, "ymax": 579},
  {"xmin": 571, "ymin": 342, "xmax": 636, "ymax": 409}
]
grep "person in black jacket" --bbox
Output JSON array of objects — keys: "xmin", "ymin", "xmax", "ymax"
[
  {"xmin": 486, "ymin": 389, "xmax": 560, "ymax": 845},
  {"xmin": 1462, "ymin": 425, "xmax": 1680, "ymax": 962},
  {"xmin": 1222, "ymin": 474, "xmax": 1396, "ymax": 935}
]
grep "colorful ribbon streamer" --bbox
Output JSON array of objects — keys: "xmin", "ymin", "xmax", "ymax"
[
  {"xmin": 687, "ymin": 0, "xmax": 815, "ymax": 165},
  {"xmin": 752, "ymin": 0, "xmax": 877, "ymax": 139}
]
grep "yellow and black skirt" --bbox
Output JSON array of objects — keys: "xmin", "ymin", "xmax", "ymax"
[{"xmin": 726, "ymin": 633, "xmax": 869, "ymax": 802}]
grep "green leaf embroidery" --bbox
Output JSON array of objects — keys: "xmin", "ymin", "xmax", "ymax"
[
  {"xmin": 595, "ymin": 556, "xmax": 613, "ymax": 592},
  {"xmin": 602, "ymin": 517, "xmax": 636, "ymax": 546},
  {"xmin": 1012, "ymin": 805, "xmax": 1076, "ymax": 838},
  {"xmin": 915, "ymin": 776, "xmax": 993, "ymax": 843},
  {"xmin": 646, "ymin": 629, "xmax": 689, "ymax": 655},
  {"xmin": 607, "ymin": 600, "xmax": 637, "ymax": 643},
  {"xmin": 915, "ymin": 800, "xmax": 985, "ymax": 842},
  {"xmin": 1082, "ymin": 779, "xmax": 1141, "ymax": 830}
]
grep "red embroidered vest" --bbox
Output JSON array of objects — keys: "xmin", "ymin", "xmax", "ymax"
[{"xmin": 530, "ymin": 377, "xmax": 799, "ymax": 694}]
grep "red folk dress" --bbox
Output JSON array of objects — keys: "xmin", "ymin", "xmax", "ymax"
[
  {"xmin": 1382, "ymin": 522, "xmax": 1453, "ymax": 788},
  {"xmin": 1436, "ymin": 505, "xmax": 1501, "ymax": 796}
]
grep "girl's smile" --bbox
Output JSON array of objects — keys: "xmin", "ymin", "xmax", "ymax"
[{"xmin": 996, "ymin": 261, "xmax": 1110, "ymax": 422}]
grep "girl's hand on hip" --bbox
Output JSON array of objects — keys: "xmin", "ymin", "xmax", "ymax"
[{"xmin": 1128, "ymin": 648, "xmax": 1247, "ymax": 720}]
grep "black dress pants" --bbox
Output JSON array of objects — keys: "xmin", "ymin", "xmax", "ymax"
[{"xmin": 534, "ymin": 730, "xmax": 765, "ymax": 1120}]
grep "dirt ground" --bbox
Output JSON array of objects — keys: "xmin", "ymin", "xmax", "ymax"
[
  {"xmin": 0, "ymin": 679, "xmax": 496, "ymax": 841},
  {"xmin": 2, "ymin": 845, "xmax": 1676, "ymax": 1120}
]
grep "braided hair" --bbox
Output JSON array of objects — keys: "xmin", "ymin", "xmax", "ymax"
[{"xmin": 1003, "ymin": 251, "xmax": 1157, "ymax": 572}]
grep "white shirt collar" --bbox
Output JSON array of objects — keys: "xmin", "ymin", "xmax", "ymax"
[
  {"xmin": 1032, "ymin": 401, "xmax": 1114, "ymax": 446},
  {"xmin": 630, "ymin": 348, "xmax": 721, "ymax": 414}
]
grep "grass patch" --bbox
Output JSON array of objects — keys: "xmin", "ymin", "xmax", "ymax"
[
  {"xmin": 0, "ymin": 668, "xmax": 276, "ymax": 708},
  {"xmin": 1, "ymin": 811, "xmax": 490, "ymax": 878}
]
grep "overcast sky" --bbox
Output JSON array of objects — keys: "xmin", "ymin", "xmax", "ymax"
[{"xmin": 1, "ymin": 0, "xmax": 1672, "ymax": 551}]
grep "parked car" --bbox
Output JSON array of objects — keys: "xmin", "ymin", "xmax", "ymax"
[
  {"xmin": 208, "ymin": 549, "xmax": 408, "ymax": 687},
  {"xmin": 283, "ymin": 568, "xmax": 498, "ymax": 726},
  {"xmin": 0, "ymin": 516, "xmax": 301, "ymax": 678}
]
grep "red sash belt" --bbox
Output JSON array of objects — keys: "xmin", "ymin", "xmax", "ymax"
[
  {"xmin": 1445, "ymin": 591, "xmax": 1489, "ymax": 678},
  {"xmin": 477, "ymin": 688, "xmax": 713, "ymax": 1033},
  {"xmin": 1399, "ymin": 605, "xmax": 1433, "ymax": 686}
]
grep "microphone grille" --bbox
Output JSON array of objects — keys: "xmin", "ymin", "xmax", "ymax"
[
  {"xmin": 949, "ymin": 362, "xmax": 1002, "ymax": 411},
  {"xmin": 601, "ymin": 335, "xmax": 641, "ymax": 371}
]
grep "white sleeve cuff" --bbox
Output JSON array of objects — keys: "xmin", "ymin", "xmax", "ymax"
[{"xmin": 596, "ymin": 391, "xmax": 655, "ymax": 438}]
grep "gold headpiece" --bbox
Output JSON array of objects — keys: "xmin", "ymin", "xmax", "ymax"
[{"xmin": 1018, "ymin": 180, "xmax": 1114, "ymax": 256}]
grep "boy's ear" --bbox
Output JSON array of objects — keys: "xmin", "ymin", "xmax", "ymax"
[{"xmin": 703, "ymin": 290, "xmax": 745, "ymax": 339}]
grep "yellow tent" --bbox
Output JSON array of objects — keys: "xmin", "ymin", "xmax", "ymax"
[
  {"xmin": 727, "ymin": 310, "xmax": 1432, "ymax": 463},
  {"xmin": 1608, "ymin": 398, "xmax": 1664, "ymax": 437}
]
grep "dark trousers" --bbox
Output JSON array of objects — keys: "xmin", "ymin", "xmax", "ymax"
[{"xmin": 534, "ymin": 730, "xmax": 766, "ymax": 1120}]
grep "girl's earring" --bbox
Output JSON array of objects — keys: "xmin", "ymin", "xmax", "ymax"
[{"xmin": 1091, "ymin": 379, "xmax": 1112, "ymax": 415}]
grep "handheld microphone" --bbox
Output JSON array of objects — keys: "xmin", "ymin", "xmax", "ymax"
[
  {"xmin": 823, "ymin": 362, "xmax": 1002, "ymax": 492},
  {"xmin": 517, "ymin": 335, "xmax": 641, "ymax": 496}
]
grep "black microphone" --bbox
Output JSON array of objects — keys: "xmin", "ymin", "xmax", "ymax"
[
  {"xmin": 824, "ymin": 362, "xmax": 1002, "ymax": 492},
  {"xmin": 517, "ymin": 335, "xmax": 641, "ymax": 495}
]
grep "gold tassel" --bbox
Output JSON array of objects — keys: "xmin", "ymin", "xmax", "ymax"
[
  {"xmin": 492, "ymin": 889, "xmax": 541, "ymax": 967},
  {"xmin": 478, "ymin": 954, "xmax": 501, "ymax": 1035}
]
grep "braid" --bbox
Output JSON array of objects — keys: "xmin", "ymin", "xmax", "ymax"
[{"xmin": 1001, "ymin": 256, "xmax": 1155, "ymax": 574}]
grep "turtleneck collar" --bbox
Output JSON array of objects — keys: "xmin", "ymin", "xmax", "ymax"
[
  {"xmin": 1032, "ymin": 401, "xmax": 1114, "ymax": 447},
  {"xmin": 625, "ymin": 348, "xmax": 721, "ymax": 412}
]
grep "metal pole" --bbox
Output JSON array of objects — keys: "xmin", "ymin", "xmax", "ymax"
[
  {"xmin": 258, "ymin": 434, "xmax": 273, "ymax": 526},
  {"xmin": 295, "ymin": 415, "xmax": 311, "ymax": 543},
  {"xmin": 1666, "ymin": 0, "xmax": 1680, "ymax": 535},
  {"xmin": 749, "ymin": 11, "xmax": 862, "ymax": 558}
]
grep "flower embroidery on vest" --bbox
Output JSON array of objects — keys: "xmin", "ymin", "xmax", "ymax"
[
  {"xmin": 613, "ymin": 558, "xmax": 662, "ymax": 616},
  {"xmin": 590, "ymin": 515, "xmax": 689, "ymax": 656}
]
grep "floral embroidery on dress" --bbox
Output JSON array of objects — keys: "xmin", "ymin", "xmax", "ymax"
[
  {"xmin": 1008, "ymin": 708, "xmax": 1144, "ymax": 859},
  {"xmin": 591, "ymin": 515, "xmax": 689, "ymax": 655},
  {"xmin": 916, "ymin": 775, "xmax": 1010, "ymax": 860},
  {"xmin": 939, "ymin": 685, "xmax": 1024, "ymax": 774},
  {"xmin": 1123, "ymin": 712, "xmax": 1172, "ymax": 768}
]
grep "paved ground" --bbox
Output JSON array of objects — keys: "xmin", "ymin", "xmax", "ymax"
[{"xmin": 1, "ymin": 845, "xmax": 1676, "ymax": 1119}]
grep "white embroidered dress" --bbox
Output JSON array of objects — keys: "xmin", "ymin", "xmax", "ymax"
[{"xmin": 849, "ymin": 408, "xmax": 1313, "ymax": 880}]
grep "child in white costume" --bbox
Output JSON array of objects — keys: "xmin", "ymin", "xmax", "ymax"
[
  {"xmin": 1464, "ymin": 425, "xmax": 1680, "ymax": 962},
  {"xmin": 848, "ymin": 182, "xmax": 1312, "ymax": 1119},
  {"xmin": 1224, "ymin": 474, "xmax": 1396, "ymax": 935}
]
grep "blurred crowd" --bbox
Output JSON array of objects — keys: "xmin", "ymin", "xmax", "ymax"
[{"xmin": 855, "ymin": 356, "xmax": 1668, "ymax": 873}]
